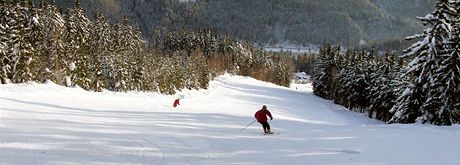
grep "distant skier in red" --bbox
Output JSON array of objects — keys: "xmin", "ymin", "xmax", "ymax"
[
  {"xmin": 254, "ymin": 105, "xmax": 274, "ymax": 134},
  {"xmin": 173, "ymin": 98, "xmax": 180, "ymax": 108}
]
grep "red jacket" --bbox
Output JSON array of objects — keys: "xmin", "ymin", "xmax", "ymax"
[
  {"xmin": 173, "ymin": 99, "xmax": 180, "ymax": 108},
  {"xmin": 254, "ymin": 109, "xmax": 273, "ymax": 122}
]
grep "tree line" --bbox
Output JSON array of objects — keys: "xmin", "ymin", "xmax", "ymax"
[
  {"xmin": 311, "ymin": 0, "xmax": 460, "ymax": 125},
  {"xmin": 293, "ymin": 53, "xmax": 316, "ymax": 75},
  {"xmin": 1, "ymin": 0, "xmax": 293, "ymax": 94}
]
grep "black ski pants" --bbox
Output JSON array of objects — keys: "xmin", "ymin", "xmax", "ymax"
[{"xmin": 258, "ymin": 121, "xmax": 271, "ymax": 132}]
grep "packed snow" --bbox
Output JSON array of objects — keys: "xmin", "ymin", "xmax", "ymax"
[{"xmin": 1, "ymin": 74, "xmax": 459, "ymax": 165}]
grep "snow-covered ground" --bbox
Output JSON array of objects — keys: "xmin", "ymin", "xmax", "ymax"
[{"xmin": 1, "ymin": 74, "xmax": 459, "ymax": 165}]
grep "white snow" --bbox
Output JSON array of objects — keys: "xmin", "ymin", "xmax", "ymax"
[
  {"xmin": 32, "ymin": 16, "xmax": 40, "ymax": 25},
  {"xmin": 69, "ymin": 62, "xmax": 76, "ymax": 71},
  {"xmin": 1, "ymin": 74, "xmax": 460, "ymax": 164}
]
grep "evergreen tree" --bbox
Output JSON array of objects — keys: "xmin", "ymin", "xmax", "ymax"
[
  {"xmin": 35, "ymin": 1, "xmax": 66, "ymax": 84},
  {"xmin": 272, "ymin": 55, "xmax": 292, "ymax": 87},
  {"xmin": 25, "ymin": 0, "xmax": 42, "ymax": 82},
  {"xmin": 390, "ymin": 0, "xmax": 457, "ymax": 124},
  {"xmin": 63, "ymin": 0, "xmax": 91, "ymax": 88},
  {"xmin": 346, "ymin": 50, "xmax": 370, "ymax": 112},
  {"xmin": 171, "ymin": 55, "xmax": 186, "ymax": 92},
  {"xmin": 312, "ymin": 44, "xmax": 337, "ymax": 99},
  {"xmin": 333, "ymin": 50, "xmax": 352, "ymax": 106},
  {"xmin": 110, "ymin": 18, "xmax": 143, "ymax": 92},
  {"xmin": 1, "ymin": 1, "xmax": 37, "ymax": 84},
  {"xmin": 0, "ymin": 1, "xmax": 12, "ymax": 84},
  {"xmin": 368, "ymin": 52, "xmax": 400, "ymax": 121},
  {"xmin": 186, "ymin": 50, "xmax": 209, "ymax": 90},
  {"xmin": 0, "ymin": 0, "xmax": 293, "ymax": 96},
  {"xmin": 155, "ymin": 56, "xmax": 180, "ymax": 94},
  {"xmin": 142, "ymin": 51, "xmax": 159, "ymax": 92},
  {"xmin": 429, "ymin": 0, "xmax": 460, "ymax": 124},
  {"xmin": 110, "ymin": 21, "xmax": 128, "ymax": 91},
  {"xmin": 132, "ymin": 29, "xmax": 147, "ymax": 91},
  {"xmin": 196, "ymin": 56, "xmax": 210, "ymax": 89},
  {"xmin": 120, "ymin": 20, "xmax": 143, "ymax": 91},
  {"xmin": 89, "ymin": 12, "xmax": 111, "ymax": 92}
]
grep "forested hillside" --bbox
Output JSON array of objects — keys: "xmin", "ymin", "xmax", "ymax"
[
  {"xmin": 37, "ymin": 0, "xmax": 435, "ymax": 47},
  {"xmin": 311, "ymin": 0, "xmax": 460, "ymax": 125},
  {"xmin": 1, "ymin": 0, "xmax": 293, "ymax": 93}
]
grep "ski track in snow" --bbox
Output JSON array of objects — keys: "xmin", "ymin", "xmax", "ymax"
[{"xmin": 1, "ymin": 74, "xmax": 460, "ymax": 165}]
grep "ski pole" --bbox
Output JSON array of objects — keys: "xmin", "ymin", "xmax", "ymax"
[{"xmin": 240, "ymin": 120, "xmax": 256, "ymax": 132}]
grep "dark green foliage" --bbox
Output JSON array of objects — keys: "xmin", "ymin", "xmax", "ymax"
[
  {"xmin": 390, "ymin": 0, "xmax": 459, "ymax": 125},
  {"xmin": 63, "ymin": 0, "xmax": 91, "ymax": 88},
  {"xmin": 312, "ymin": 45, "xmax": 338, "ymax": 100},
  {"xmin": 293, "ymin": 53, "xmax": 316, "ymax": 75},
  {"xmin": 311, "ymin": 45, "xmax": 403, "ymax": 122},
  {"xmin": 367, "ymin": 53, "xmax": 401, "ymax": 121},
  {"xmin": 312, "ymin": 0, "xmax": 460, "ymax": 125},
  {"xmin": 34, "ymin": 2, "xmax": 66, "ymax": 84},
  {"xmin": 0, "ymin": 1, "xmax": 38, "ymax": 84},
  {"xmin": 154, "ymin": 29, "xmax": 293, "ymax": 88},
  {"xmin": 88, "ymin": 12, "xmax": 110, "ymax": 92},
  {"xmin": 31, "ymin": 0, "xmax": 434, "ymax": 48},
  {"xmin": 426, "ymin": 0, "xmax": 460, "ymax": 125},
  {"xmin": 1, "ymin": 0, "xmax": 293, "ymax": 95}
]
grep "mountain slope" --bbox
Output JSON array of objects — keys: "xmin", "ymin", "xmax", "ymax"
[
  {"xmin": 38, "ymin": 0, "xmax": 434, "ymax": 47},
  {"xmin": 1, "ymin": 75, "xmax": 460, "ymax": 164}
]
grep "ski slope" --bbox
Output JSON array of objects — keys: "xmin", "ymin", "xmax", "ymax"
[{"xmin": 1, "ymin": 74, "xmax": 459, "ymax": 165}]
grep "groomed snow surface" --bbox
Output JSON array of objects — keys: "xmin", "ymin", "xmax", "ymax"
[{"xmin": 1, "ymin": 74, "xmax": 459, "ymax": 165}]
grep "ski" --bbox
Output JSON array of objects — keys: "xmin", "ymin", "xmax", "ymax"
[{"xmin": 263, "ymin": 132, "xmax": 281, "ymax": 135}]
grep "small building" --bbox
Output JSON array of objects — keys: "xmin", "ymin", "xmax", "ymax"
[{"xmin": 294, "ymin": 72, "xmax": 310, "ymax": 84}]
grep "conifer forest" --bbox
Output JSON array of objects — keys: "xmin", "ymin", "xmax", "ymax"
[
  {"xmin": 311, "ymin": 0, "xmax": 460, "ymax": 125},
  {"xmin": 0, "ymin": 0, "xmax": 292, "ymax": 95},
  {"xmin": 1, "ymin": 0, "xmax": 459, "ymax": 125}
]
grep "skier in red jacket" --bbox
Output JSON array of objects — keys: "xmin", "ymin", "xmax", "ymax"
[
  {"xmin": 254, "ymin": 105, "xmax": 273, "ymax": 134},
  {"xmin": 173, "ymin": 98, "xmax": 180, "ymax": 108}
]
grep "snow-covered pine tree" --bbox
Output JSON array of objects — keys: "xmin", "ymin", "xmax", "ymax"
[
  {"xmin": 346, "ymin": 50, "xmax": 370, "ymax": 113},
  {"xmin": 122, "ymin": 22, "xmax": 144, "ymax": 91},
  {"xmin": 89, "ymin": 12, "xmax": 111, "ymax": 92},
  {"xmin": 0, "ymin": 0, "xmax": 13, "ymax": 84},
  {"xmin": 312, "ymin": 44, "xmax": 337, "ymax": 100},
  {"xmin": 333, "ymin": 50, "xmax": 352, "ymax": 106},
  {"xmin": 110, "ymin": 21, "xmax": 128, "ymax": 91},
  {"xmin": 202, "ymin": 29, "xmax": 217, "ymax": 57},
  {"xmin": 132, "ymin": 47, "xmax": 147, "ymax": 91},
  {"xmin": 142, "ymin": 51, "xmax": 159, "ymax": 92},
  {"xmin": 233, "ymin": 42, "xmax": 254, "ymax": 76},
  {"xmin": 63, "ymin": 0, "xmax": 91, "ymax": 89},
  {"xmin": 2, "ymin": 2, "xmax": 18, "ymax": 84},
  {"xmin": 35, "ymin": 1, "xmax": 66, "ymax": 84},
  {"xmin": 273, "ymin": 59, "xmax": 291, "ymax": 87},
  {"xmin": 110, "ymin": 18, "xmax": 143, "ymax": 92},
  {"xmin": 25, "ymin": 0, "xmax": 43, "ymax": 82},
  {"xmin": 390, "ymin": 0, "xmax": 456, "ymax": 124},
  {"xmin": 186, "ymin": 49, "xmax": 209, "ymax": 90},
  {"xmin": 196, "ymin": 55, "xmax": 210, "ymax": 89},
  {"xmin": 366, "ymin": 50, "xmax": 382, "ymax": 118},
  {"xmin": 155, "ymin": 56, "xmax": 180, "ymax": 94},
  {"xmin": 1, "ymin": 1, "xmax": 37, "ymax": 84},
  {"xmin": 368, "ymin": 52, "xmax": 399, "ymax": 121},
  {"xmin": 429, "ymin": 0, "xmax": 460, "ymax": 125},
  {"xmin": 171, "ymin": 55, "xmax": 186, "ymax": 92},
  {"xmin": 120, "ymin": 18, "xmax": 135, "ymax": 90}
]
